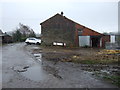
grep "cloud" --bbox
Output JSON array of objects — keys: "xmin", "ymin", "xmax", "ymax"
[{"xmin": 0, "ymin": 0, "xmax": 119, "ymax": 3}]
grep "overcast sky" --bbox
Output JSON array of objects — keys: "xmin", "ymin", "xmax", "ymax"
[{"xmin": 0, "ymin": 0, "xmax": 119, "ymax": 34}]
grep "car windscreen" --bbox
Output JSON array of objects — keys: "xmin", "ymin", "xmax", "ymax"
[{"xmin": 29, "ymin": 38, "xmax": 35, "ymax": 40}]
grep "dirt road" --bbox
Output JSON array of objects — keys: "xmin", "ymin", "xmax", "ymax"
[{"xmin": 2, "ymin": 43, "xmax": 119, "ymax": 88}]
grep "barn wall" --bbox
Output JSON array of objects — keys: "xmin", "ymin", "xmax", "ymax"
[
  {"xmin": 41, "ymin": 14, "xmax": 109, "ymax": 47},
  {"xmin": 82, "ymin": 28, "xmax": 102, "ymax": 36},
  {"xmin": 41, "ymin": 15, "xmax": 76, "ymax": 46},
  {"xmin": 75, "ymin": 24, "xmax": 104, "ymax": 47},
  {"xmin": 101, "ymin": 35, "xmax": 110, "ymax": 47},
  {"xmin": 75, "ymin": 24, "xmax": 85, "ymax": 46}
]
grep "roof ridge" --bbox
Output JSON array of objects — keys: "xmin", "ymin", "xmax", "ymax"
[{"xmin": 40, "ymin": 13, "xmax": 60, "ymax": 25}]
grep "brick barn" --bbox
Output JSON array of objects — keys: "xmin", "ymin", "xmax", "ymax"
[{"xmin": 40, "ymin": 12, "xmax": 110, "ymax": 47}]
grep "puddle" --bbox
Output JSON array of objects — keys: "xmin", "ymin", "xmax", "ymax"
[
  {"xmin": 34, "ymin": 53, "xmax": 42, "ymax": 62},
  {"xmin": 13, "ymin": 66, "xmax": 28, "ymax": 72},
  {"xmin": 20, "ymin": 51, "xmax": 46, "ymax": 81},
  {"xmin": 2, "ymin": 73, "xmax": 13, "ymax": 83},
  {"xmin": 32, "ymin": 46, "xmax": 40, "ymax": 50},
  {"xmin": 20, "ymin": 63, "xmax": 47, "ymax": 82}
]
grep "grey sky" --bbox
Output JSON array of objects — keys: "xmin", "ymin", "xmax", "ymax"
[{"xmin": 0, "ymin": 0, "xmax": 118, "ymax": 34}]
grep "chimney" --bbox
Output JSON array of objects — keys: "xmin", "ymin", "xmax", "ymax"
[{"xmin": 61, "ymin": 12, "xmax": 63, "ymax": 16}]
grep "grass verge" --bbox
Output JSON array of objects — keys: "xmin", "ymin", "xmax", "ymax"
[
  {"xmin": 103, "ymin": 75, "xmax": 120, "ymax": 87},
  {"xmin": 69, "ymin": 59, "xmax": 119, "ymax": 64}
]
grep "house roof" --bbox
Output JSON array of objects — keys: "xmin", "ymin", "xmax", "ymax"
[
  {"xmin": 40, "ymin": 13, "xmax": 60, "ymax": 25},
  {"xmin": 0, "ymin": 29, "xmax": 3, "ymax": 35},
  {"xmin": 40, "ymin": 13, "xmax": 104, "ymax": 35}
]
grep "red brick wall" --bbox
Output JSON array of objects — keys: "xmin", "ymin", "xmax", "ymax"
[
  {"xmin": 75, "ymin": 24, "xmax": 83, "ymax": 46},
  {"xmin": 74, "ymin": 29, "xmax": 79, "ymax": 47},
  {"xmin": 82, "ymin": 28, "xmax": 102, "ymax": 36},
  {"xmin": 75, "ymin": 24, "xmax": 103, "ymax": 47},
  {"xmin": 75, "ymin": 23, "xmax": 102, "ymax": 36},
  {"xmin": 75, "ymin": 23, "xmax": 84, "ymax": 29}
]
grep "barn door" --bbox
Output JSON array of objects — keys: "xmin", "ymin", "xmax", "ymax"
[{"xmin": 79, "ymin": 36, "xmax": 90, "ymax": 47}]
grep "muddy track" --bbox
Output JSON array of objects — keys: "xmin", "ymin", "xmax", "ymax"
[{"xmin": 2, "ymin": 43, "xmax": 119, "ymax": 88}]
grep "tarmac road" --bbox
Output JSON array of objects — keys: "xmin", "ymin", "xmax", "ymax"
[{"xmin": 2, "ymin": 43, "xmax": 119, "ymax": 88}]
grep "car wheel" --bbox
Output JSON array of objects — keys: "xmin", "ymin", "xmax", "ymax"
[
  {"xmin": 36, "ymin": 42, "xmax": 40, "ymax": 45},
  {"xmin": 26, "ymin": 42, "xmax": 30, "ymax": 45}
]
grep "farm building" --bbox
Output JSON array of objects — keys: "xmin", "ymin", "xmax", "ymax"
[
  {"xmin": 0, "ymin": 30, "xmax": 13, "ymax": 44},
  {"xmin": 2, "ymin": 33, "xmax": 13, "ymax": 43},
  {"xmin": 40, "ymin": 12, "xmax": 110, "ymax": 47}
]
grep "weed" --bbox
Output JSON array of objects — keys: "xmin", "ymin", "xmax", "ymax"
[{"xmin": 103, "ymin": 75, "xmax": 120, "ymax": 87}]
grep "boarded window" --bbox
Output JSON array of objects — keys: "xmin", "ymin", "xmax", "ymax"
[{"xmin": 79, "ymin": 36, "xmax": 90, "ymax": 46}]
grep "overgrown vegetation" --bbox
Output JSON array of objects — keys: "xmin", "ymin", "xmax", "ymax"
[
  {"xmin": 36, "ymin": 47, "xmax": 120, "ymax": 87},
  {"xmin": 12, "ymin": 30, "xmax": 22, "ymax": 42},
  {"xmin": 61, "ymin": 55, "xmax": 119, "ymax": 64},
  {"xmin": 60, "ymin": 49, "xmax": 120, "ymax": 87},
  {"xmin": 12, "ymin": 23, "xmax": 36, "ymax": 42}
]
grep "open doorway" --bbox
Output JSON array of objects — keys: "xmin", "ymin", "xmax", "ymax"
[{"xmin": 91, "ymin": 36, "xmax": 101, "ymax": 47}]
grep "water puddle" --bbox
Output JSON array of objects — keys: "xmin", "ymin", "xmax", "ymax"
[
  {"xmin": 32, "ymin": 46, "xmax": 41, "ymax": 50},
  {"xmin": 34, "ymin": 53, "xmax": 42, "ymax": 62},
  {"xmin": 20, "ymin": 63, "xmax": 47, "ymax": 82},
  {"xmin": 13, "ymin": 66, "xmax": 28, "ymax": 72},
  {"xmin": 2, "ymin": 73, "xmax": 13, "ymax": 83}
]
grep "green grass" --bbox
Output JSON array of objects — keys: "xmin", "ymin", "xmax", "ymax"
[{"xmin": 103, "ymin": 75, "xmax": 120, "ymax": 87}]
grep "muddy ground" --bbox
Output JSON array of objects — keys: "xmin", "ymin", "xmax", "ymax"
[
  {"xmin": 2, "ymin": 43, "xmax": 120, "ymax": 88},
  {"xmin": 27, "ymin": 44, "xmax": 120, "ymax": 88}
]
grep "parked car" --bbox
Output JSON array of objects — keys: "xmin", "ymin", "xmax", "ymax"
[{"xmin": 25, "ymin": 38, "xmax": 41, "ymax": 45}]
